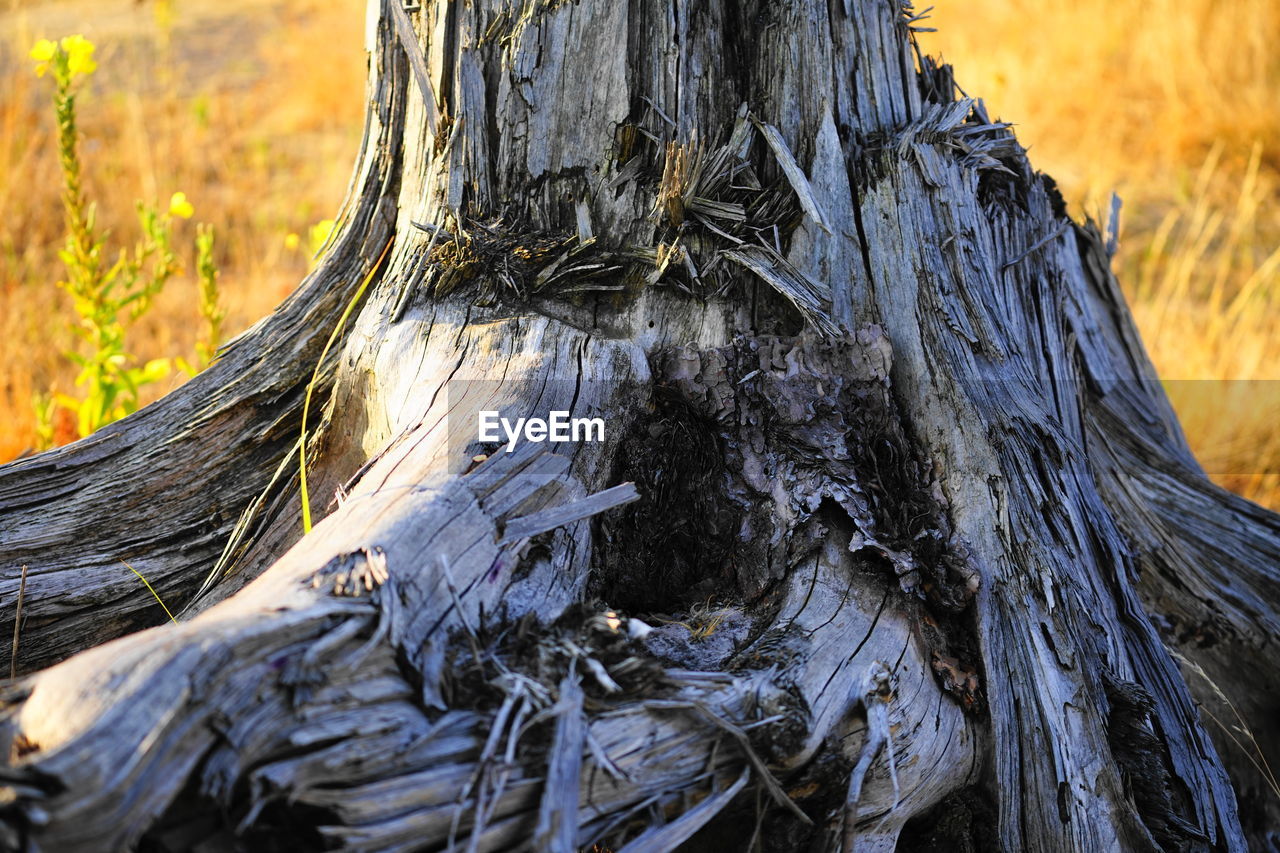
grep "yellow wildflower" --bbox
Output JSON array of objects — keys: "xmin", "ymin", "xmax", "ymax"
[
  {"xmin": 284, "ymin": 233, "xmax": 301, "ymax": 251},
  {"xmin": 60, "ymin": 35, "xmax": 97, "ymax": 79},
  {"xmin": 29, "ymin": 39, "xmax": 57, "ymax": 77},
  {"xmin": 168, "ymin": 192, "xmax": 194, "ymax": 219},
  {"xmin": 308, "ymin": 218, "xmax": 335, "ymax": 255}
]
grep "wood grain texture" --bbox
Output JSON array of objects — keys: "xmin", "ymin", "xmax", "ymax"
[{"xmin": 0, "ymin": 1, "xmax": 1275, "ymax": 850}]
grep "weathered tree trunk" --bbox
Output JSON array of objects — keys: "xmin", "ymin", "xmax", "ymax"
[{"xmin": 1, "ymin": 2, "xmax": 1277, "ymax": 851}]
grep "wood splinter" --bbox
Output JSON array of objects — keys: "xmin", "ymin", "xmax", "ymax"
[{"xmin": 842, "ymin": 660, "xmax": 900, "ymax": 853}]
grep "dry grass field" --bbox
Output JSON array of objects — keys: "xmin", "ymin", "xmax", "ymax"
[
  {"xmin": 0, "ymin": 0, "xmax": 367, "ymax": 454},
  {"xmin": 918, "ymin": 0, "xmax": 1280, "ymax": 506},
  {"xmin": 1, "ymin": 0, "xmax": 1277, "ymax": 506}
]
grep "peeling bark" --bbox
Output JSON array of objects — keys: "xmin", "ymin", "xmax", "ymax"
[{"xmin": 0, "ymin": 2, "xmax": 1276, "ymax": 851}]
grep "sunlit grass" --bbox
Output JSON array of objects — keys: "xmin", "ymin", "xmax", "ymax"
[
  {"xmin": 920, "ymin": 0, "xmax": 1280, "ymax": 508},
  {"xmin": 24, "ymin": 32, "xmax": 227, "ymax": 445},
  {"xmin": 0, "ymin": 0, "xmax": 366, "ymax": 457}
]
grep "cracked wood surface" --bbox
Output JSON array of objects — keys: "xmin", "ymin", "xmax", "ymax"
[{"xmin": 0, "ymin": 1, "xmax": 1276, "ymax": 851}]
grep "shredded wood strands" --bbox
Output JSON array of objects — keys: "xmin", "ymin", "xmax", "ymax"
[
  {"xmin": 309, "ymin": 546, "xmax": 390, "ymax": 598},
  {"xmin": 640, "ymin": 107, "xmax": 841, "ymax": 331},
  {"xmin": 432, "ymin": 600, "xmax": 810, "ymax": 850},
  {"xmin": 655, "ymin": 136, "xmax": 703, "ymax": 227},
  {"xmin": 615, "ymin": 768, "xmax": 751, "ymax": 852},
  {"xmin": 890, "ymin": 98, "xmax": 1021, "ymax": 187},
  {"xmin": 416, "ymin": 105, "xmax": 845, "ymax": 334},
  {"xmin": 722, "ymin": 247, "xmax": 841, "ymax": 337},
  {"xmin": 533, "ymin": 673, "xmax": 586, "ymax": 853},
  {"xmin": 414, "ymin": 220, "xmax": 630, "ymax": 305},
  {"xmin": 900, "ymin": 1, "xmax": 938, "ymax": 34},
  {"xmin": 751, "ymin": 117, "xmax": 833, "ymax": 235}
]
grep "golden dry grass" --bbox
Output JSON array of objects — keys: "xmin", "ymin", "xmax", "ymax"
[
  {"xmin": 0, "ymin": 0, "xmax": 367, "ymax": 456},
  {"xmin": 1, "ymin": 0, "xmax": 1277, "ymax": 506},
  {"xmin": 921, "ymin": 0, "xmax": 1280, "ymax": 507}
]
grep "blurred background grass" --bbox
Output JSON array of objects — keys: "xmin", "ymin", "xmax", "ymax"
[
  {"xmin": 0, "ymin": 0, "xmax": 367, "ymax": 456},
  {"xmin": 917, "ymin": 0, "xmax": 1280, "ymax": 507},
  {"xmin": 1, "ymin": 0, "xmax": 1277, "ymax": 507}
]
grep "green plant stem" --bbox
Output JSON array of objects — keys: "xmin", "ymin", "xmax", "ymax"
[
  {"xmin": 55, "ymin": 79, "xmax": 96, "ymax": 281},
  {"xmin": 195, "ymin": 224, "xmax": 223, "ymax": 366},
  {"xmin": 299, "ymin": 237, "xmax": 393, "ymax": 534},
  {"xmin": 120, "ymin": 559, "xmax": 177, "ymax": 624}
]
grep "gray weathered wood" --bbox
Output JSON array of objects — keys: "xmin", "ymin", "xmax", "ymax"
[{"xmin": 0, "ymin": 1, "xmax": 1276, "ymax": 851}]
